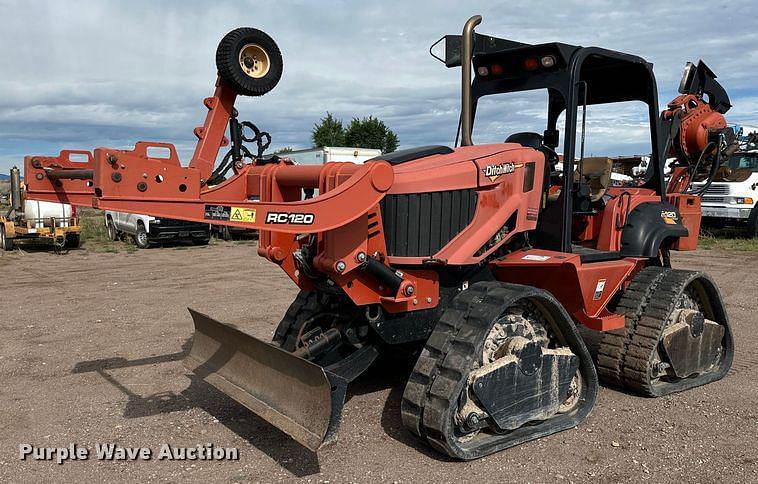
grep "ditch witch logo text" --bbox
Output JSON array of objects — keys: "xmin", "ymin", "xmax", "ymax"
[{"xmin": 483, "ymin": 162, "xmax": 524, "ymax": 181}]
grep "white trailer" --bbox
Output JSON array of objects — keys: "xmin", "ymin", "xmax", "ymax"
[{"xmin": 283, "ymin": 146, "xmax": 382, "ymax": 165}]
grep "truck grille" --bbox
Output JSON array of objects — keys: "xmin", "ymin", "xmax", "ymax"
[
  {"xmin": 704, "ymin": 184, "xmax": 730, "ymax": 195},
  {"xmin": 380, "ymin": 189, "xmax": 477, "ymax": 257},
  {"xmin": 702, "ymin": 196, "xmax": 726, "ymax": 203}
]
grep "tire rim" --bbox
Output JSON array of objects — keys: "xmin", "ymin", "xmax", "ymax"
[
  {"xmin": 238, "ymin": 44, "xmax": 270, "ymax": 79},
  {"xmin": 137, "ymin": 230, "xmax": 148, "ymax": 246}
]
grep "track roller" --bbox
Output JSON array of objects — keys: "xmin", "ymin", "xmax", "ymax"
[
  {"xmin": 597, "ymin": 267, "xmax": 733, "ymax": 396},
  {"xmin": 401, "ymin": 281, "xmax": 598, "ymax": 460}
]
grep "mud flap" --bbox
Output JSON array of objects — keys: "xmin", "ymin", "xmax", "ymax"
[
  {"xmin": 660, "ymin": 311, "xmax": 725, "ymax": 379},
  {"xmin": 184, "ymin": 309, "xmax": 377, "ymax": 451},
  {"xmin": 471, "ymin": 347, "xmax": 579, "ymax": 431}
]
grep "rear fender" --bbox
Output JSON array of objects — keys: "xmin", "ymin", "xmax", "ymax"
[{"xmin": 620, "ymin": 202, "xmax": 688, "ymax": 257}]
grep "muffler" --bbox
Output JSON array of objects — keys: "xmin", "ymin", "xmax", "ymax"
[{"xmin": 184, "ymin": 309, "xmax": 377, "ymax": 451}]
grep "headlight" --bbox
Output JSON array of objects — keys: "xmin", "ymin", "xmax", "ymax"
[{"xmin": 732, "ymin": 197, "xmax": 754, "ymax": 205}]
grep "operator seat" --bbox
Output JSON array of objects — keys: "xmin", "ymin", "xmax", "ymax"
[
  {"xmin": 546, "ymin": 157, "xmax": 613, "ymax": 207},
  {"xmin": 577, "ymin": 157, "xmax": 613, "ymax": 202}
]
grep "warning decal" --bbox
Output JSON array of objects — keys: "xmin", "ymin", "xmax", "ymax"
[
  {"xmin": 230, "ymin": 207, "xmax": 256, "ymax": 223},
  {"xmin": 593, "ymin": 279, "xmax": 607, "ymax": 300},
  {"xmin": 204, "ymin": 204, "xmax": 231, "ymax": 221}
]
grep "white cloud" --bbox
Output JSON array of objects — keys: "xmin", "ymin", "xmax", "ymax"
[{"xmin": 0, "ymin": 0, "xmax": 756, "ymax": 172}]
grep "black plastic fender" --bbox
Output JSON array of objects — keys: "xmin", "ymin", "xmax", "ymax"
[{"xmin": 620, "ymin": 202, "xmax": 688, "ymax": 257}]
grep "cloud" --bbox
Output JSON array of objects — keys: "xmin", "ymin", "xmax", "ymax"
[{"xmin": 0, "ymin": 0, "xmax": 756, "ymax": 173}]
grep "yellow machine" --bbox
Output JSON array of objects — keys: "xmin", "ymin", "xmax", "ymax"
[{"xmin": 1, "ymin": 166, "xmax": 81, "ymax": 251}]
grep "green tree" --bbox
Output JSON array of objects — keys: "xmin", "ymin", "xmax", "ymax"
[
  {"xmin": 344, "ymin": 116, "xmax": 399, "ymax": 153},
  {"xmin": 311, "ymin": 112, "xmax": 345, "ymax": 147},
  {"xmin": 275, "ymin": 146, "xmax": 294, "ymax": 154}
]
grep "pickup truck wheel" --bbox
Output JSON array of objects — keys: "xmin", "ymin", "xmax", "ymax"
[
  {"xmin": 192, "ymin": 237, "xmax": 210, "ymax": 246},
  {"xmin": 106, "ymin": 218, "xmax": 118, "ymax": 241},
  {"xmin": 134, "ymin": 223, "xmax": 151, "ymax": 249},
  {"xmin": 1, "ymin": 226, "xmax": 13, "ymax": 251},
  {"xmin": 216, "ymin": 28, "xmax": 282, "ymax": 96}
]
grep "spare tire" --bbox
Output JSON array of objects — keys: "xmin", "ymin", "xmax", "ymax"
[{"xmin": 216, "ymin": 27, "xmax": 283, "ymax": 96}]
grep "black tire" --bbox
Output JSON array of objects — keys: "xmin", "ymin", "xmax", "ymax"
[
  {"xmin": 106, "ymin": 217, "xmax": 118, "ymax": 241},
  {"xmin": 192, "ymin": 237, "xmax": 210, "ymax": 246},
  {"xmin": 216, "ymin": 28, "xmax": 283, "ymax": 97},
  {"xmin": 134, "ymin": 223, "xmax": 151, "ymax": 249},
  {"xmin": 65, "ymin": 233, "xmax": 81, "ymax": 249},
  {"xmin": 401, "ymin": 281, "xmax": 598, "ymax": 460},
  {"xmin": 748, "ymin": 207, "xmax": 758, "ymax": 238},
  {"xmin": 1, "ymin": 226, "xmax": 14, "ymax": 251}
]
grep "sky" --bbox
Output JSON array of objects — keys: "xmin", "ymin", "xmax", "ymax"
[{"xmin": 1, "ymin": 0, "xmax": 757, "ymax": 174}]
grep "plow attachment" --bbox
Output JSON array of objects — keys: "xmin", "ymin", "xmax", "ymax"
[{"xmin": 184, "ymin": 309, "xmax": 363, "ymax": 451}]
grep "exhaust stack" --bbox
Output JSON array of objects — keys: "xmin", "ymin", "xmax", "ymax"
[
  {"xmin": 460, "ymin": 15, "xmax": 482, "ymax": 147},
  {"xmin": 10, "ymin": 166, "xmax": 23, "ymax": 215}
]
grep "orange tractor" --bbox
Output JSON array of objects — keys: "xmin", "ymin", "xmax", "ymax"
[{"xmin": 24, "ymin": 16, "xmax": 735, "ymax": 459}]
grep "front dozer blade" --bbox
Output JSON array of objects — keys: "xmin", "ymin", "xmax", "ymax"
[{"xmin": 184, "ymin": 309, "xmax": 346, "ymax": 451}]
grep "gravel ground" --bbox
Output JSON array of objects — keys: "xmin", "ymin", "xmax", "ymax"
[{"xmin": 0, "ymin": 242, "xmax": 756, "ymax": 482}]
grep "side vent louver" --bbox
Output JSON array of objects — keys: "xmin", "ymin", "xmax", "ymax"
[{"xmin": 379, "ymin": 189, "xmax": 477, "ymax": 257}]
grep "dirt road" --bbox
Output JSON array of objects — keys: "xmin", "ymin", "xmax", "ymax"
[{"xmin": 1, "ymin": 243, "xmax": 756, "ymax": 482}]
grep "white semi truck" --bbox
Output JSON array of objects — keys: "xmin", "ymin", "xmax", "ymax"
[
  {"xmin": 696, "ymin": 126, "xmax": 758, "ymax": 237},
  {"xmin": 698, "ymin": 150, "xmax": 758, "ymax": 236}
]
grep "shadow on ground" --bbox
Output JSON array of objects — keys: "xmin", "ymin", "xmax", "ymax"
[
  {"xmin": 71, "ymin": 337, "xmax": 445, "ymax": 476},
  {"xmin": 72, "ymin": 339, "xmax": 322, "ymax": 476}
]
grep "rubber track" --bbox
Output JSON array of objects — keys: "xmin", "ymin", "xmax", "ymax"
[
  {"xmin": 596, "ymin": 267, "xmax": 667, "ymax": 387},
  {"xmin": 597, "ymin": 268, "xmax": 733, "ymax": 396},
  {"xmin": 400, "ymin": 283, "xmax": 487, "ymax": 447},
  {"xmin": 401, "ymin": 281, "xmax": 596, "ymax": 459},
  {"xmin": 272, "ymin": 290, "xmax": 322, "ymax": 350},
  {"xmin": 622, "ymin": 269, "xmax": 724, "ymax": 396}
]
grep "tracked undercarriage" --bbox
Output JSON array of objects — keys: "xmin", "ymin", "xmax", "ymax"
[
  {"xmin": 596, "ymin": 268, "xmax": 733, "ymax": 396},
  {"xmin": 401, "ymin": 282, "xmax": 597, "ymax": 459}
]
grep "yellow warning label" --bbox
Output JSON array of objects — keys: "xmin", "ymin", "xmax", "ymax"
[{"xmin": 230, "ymin": 207, "xmax": 256, "ymax": 223}]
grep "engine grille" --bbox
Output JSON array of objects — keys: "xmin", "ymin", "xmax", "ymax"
[{"xmin": 380, "ymin": 189, "xmax": 477, "ymax": 257}]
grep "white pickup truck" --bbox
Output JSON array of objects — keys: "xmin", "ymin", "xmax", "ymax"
[
  {"xmin": 104, "ymin": 211, "xmax": 210, "ymax": 248},
  {"xmin": 698, "ymin": 150, "xmax": 758, "ymax": 237}
]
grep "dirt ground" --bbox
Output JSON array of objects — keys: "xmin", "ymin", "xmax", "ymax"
[{"xmin": 0, "ymin": 242, "xmax": 756, "ymax": 483}]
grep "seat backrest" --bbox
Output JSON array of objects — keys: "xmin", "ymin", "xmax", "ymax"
[
  {"xmin": 577, "ymin": 157, "xmax": 613, "ymax": 202},
  {"xmin": 505, "ymin": 132, "xmax": 543, "ymax": 150}
]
